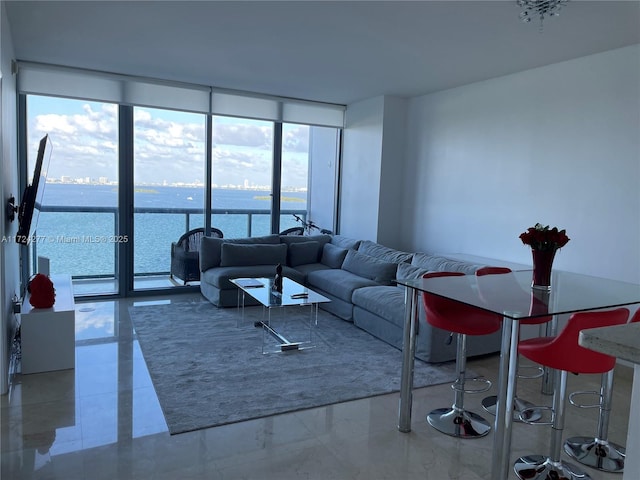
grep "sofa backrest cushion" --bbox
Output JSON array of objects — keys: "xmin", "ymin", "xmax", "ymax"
[
  {"xmin": 357, "ymin": 240, "xmax": 413, "ymax": 264},
  {"xmin": 396, "ymin": 262, "xmax": 429, "ymax": 280},
  {"xmin": 280, "ymin": 233, "xmax": 331, "ymax": 247},
  {"xmin": 287, "ymin": 241, "xmax": 321, "ymax": 267},
  {"xmin": 342, "ymin": 250, "xmax": 398, "ymax": 285},
  {"xmin": 330, "ymin": 235, "xmax": 361, "ymax": 250},
  {"xmin": 200, "ymin": 234, "xmax": 281, "ymax": 271},
  {"xmin": 321, "ymin": 243, "xmax": 349, "ymax": 268},
  {"xmin": 411, "ymin": 252, "xmax": 482, "ymax": 275},
  {"xmin": 220, "ymin": 242, "xmax": 288, "ymax": 267}
]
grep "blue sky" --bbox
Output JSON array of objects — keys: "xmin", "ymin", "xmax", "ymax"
[{"xmin": 27, "ymin": 96, "xmax": 309, "ymax": 189}]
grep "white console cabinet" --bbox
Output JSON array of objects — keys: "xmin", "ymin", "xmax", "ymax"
[{"xmin": 20, "ymin": 274, "xmax": 76, "ymax": 374}]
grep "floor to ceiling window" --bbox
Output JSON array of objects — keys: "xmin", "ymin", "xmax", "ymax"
[
  {"xmin": 132, "ymin": 107, "xmax": 206, "ymax": 290},
  {"xmin": 24, "ymin": 95, "xmax": 120, "ymax": 295},
  {"xmin": 18, "ymin": 65, "xmax": 344, "ymax": 297},
  {"xmin": 279, "ymin": 123, "xmax": 310, "ymax": 233},
  {"xmin": 210, "ymin": 116, "xmax": 274, "ymax": 238}
]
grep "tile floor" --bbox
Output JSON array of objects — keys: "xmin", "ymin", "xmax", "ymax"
[{"xmin": 1, "ymin": 293, "xmax": 633, "ymax": 479}]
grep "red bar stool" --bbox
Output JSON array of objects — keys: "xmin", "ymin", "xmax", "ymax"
[
  {"xmin": 476, "ymin": 267, "xmax": 549, "ymax": 423},
  {"xmin": 513, "ymin": 308, "xmax": 629, "ymax": 480},
  {"xmin": 563, "ymin": 308, "xmax": 640, "ymax": 472},
  {"xmin": 421, "ymin": 271, "xmax": 502, "ymax": 438}
]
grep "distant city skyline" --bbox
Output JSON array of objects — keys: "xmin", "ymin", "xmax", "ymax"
[
  {"xmin": 27, "ymin": 97, "xmax": 310, "ymax": 189},
  {"xmin": 41, "ymin": 173, "xmax": 308, "ymax": 192}
]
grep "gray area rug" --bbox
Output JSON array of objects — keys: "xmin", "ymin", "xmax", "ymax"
[{"xmin": 129, "ymin": 301, "xmax": 460, "ymax": 435}]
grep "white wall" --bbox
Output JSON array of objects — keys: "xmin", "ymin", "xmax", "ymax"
[
  {"xmin": 340, "ymin": 95, "xmax": 409, "ymax": 248},
  {"xmin": 400, "ymin": 45, "xmax": 640, "ymax": 283},
  {"xmin": 377, "ymin": 96, "xmax": 407, "ymax": 248},
  {"xmin": 340, "ymin": 96, "xmax": 384, "ymax": 240},
  {"xmin": 0, "ymin": 1, "xmax": 19, "ymax": 394}
]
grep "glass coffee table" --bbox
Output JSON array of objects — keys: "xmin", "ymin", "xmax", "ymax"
[{"xmin": 230, "ymin": 277, "xmax": 330, "ymax": 353}]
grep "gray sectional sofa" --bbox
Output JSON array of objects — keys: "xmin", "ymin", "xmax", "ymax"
[{"xmin": 199, "ymin": 233, "xmax": 503, "ymax": 363}]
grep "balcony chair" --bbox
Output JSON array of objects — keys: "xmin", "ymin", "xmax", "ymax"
[
  {"xmin": 170, "ymin": 227, "xmax": 223, "ymax": 285},
  {"xmin": 279, "ymin": 226, "xmax": 304, "ymax": 236},
  {"xmin": 476, "ymin": 266, "xmax": 549, "ymax": 423},
  {"xmin": 421, "ymin": 271, "xmax": 502, "ymax": 438},
  {"xmin": 513, "ymin": 308, "xmax": 629, "ymax": 480},
  {"xmin": 562, "ymin": 308, "xmax": 640, "ymax": 473}
]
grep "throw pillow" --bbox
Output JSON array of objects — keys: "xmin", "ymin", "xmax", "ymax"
[
  {"xmin": 287, "ymin": 241, "xmax": 321, "ymax": 267},
  {"xmin": 200, "ymin": 234, "xmax": 281, "ymax": 270},
  {"xmin": 342, "ymin": 250, "xmax": 398, "ymax": 285},
  {"xmin": 321, "ymin": 243, "xmax": 348, "ymax": 268},
  {"xmin": 220, "ymin": 243, "xmax": 287, "ymax": 267}
]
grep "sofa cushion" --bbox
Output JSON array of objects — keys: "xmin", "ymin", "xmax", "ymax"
[
  {"xmin": 330, "ymin": 235, "xmax": 361, "ymax": 250},
  {"xmin": 287, "ymin": 241, "xmax": 321, "ymax": 267},
  {"xmin": 321, "ymin": 243, "xmax": 348, "ymax": 268},
  {"xmin": 200, "ymin": 234, "xmax": 281, "ymax": 271},
  {"xmin": 396, "ymin": 262, "xmax": 429, "ymax": 280},
  {"xmin": 307, "ymin": 268, "xmax": 379, "ymax": 302},
  {"xmin": 280, "ymin": 233, "xmax": 331, "ymax": 247},
  {"xmin": 352, "ymin": 285, "xmax": 405, "ymax": 329},
  {"xmin": 411, "ymin": 252, "xmax": 482, "ymax": 275},
  {"xmin": 291, "ymin": 262, "xmax": 331, "ymax": 279},
  {"xmin": 357, "ymin": 240, "xmax": 413, "ymax": 264},
  {"xmin": 341, "ymin": 250, "xmax": 398, "ymax": 285},
  {"xmin": 220, "ymin": 243, "xmax": 287, "ymax": 267}
]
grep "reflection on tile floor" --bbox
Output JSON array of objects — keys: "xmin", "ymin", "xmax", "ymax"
[{"xmin": 1, "ymin": 293, "xmax": 634, "ymax": 479}]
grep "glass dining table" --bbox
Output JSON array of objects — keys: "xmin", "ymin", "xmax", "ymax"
[{"xmin": 396, "ymin": 269, "xmax": 640, "ymax": 480}]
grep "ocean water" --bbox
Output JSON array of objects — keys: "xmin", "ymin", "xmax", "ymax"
[{"xmin": 32, "ymin": 184, "xmax": 306, "ymax": 277}]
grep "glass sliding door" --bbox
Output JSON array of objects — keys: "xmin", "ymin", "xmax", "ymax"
[
  {"xmin": 279, "ymin": 123, "xmax": 309, "ymax": 233},
  {"xmin": 132, "ymin": 107, "xmax": 206, "ymax": 289},
  {"xmin": 25, "ymin": 95, "xmax": 120, "ymax": 295},
  {"xmin": 279, "ymin": 124, "xmax": 340, "ymax": 235},
  {"xmin": 210, "ymin": 116, "xmax": 274, "ymax": 238},
  {"xmin": 307, "ymin": 125, "xmax": 340, "ymax": 234}
]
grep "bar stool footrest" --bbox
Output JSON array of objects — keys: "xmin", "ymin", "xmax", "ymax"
[
  {"xmin": 568, "ymin": 390, "xmax": 602, "ymax": 409},
  {"xmin": 451, "ymin": 376, "xmax": 491, "ymax": 394},
  {"xmin": 481, "ymin": 395, "xmax": 543, "ymax": 423},
  {"xmin": 517, "ymin": 364, "xmax": 545, "ymax": 380}
]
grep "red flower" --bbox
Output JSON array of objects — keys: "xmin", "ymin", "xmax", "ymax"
[{"xmin": 519, "ymin": 223, "xmax": 570, "ymax": 251}]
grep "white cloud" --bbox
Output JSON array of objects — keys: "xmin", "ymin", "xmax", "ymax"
[
  {"xmin": 36, "ymin": 114, "xmax": 77, "ymax": 134},
  {"xmin": 29, "ymin": 99, "xmax": 310, "ymax": 186}
]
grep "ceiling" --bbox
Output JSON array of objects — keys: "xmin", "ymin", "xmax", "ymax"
[{"xmin": 5, "ymin": 1, "xmax": 640, "ymax": 106}]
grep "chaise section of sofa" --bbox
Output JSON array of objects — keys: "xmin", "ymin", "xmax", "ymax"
[{"xmin": 352, "ymin": 252, "xmax": 504, "ymax": 363}]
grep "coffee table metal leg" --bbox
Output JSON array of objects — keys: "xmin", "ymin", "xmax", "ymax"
[{"xmin": 259, "ymin": 305, "xmax": 315, "ymax": 353}]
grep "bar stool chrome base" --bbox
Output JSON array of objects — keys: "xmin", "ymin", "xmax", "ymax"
[
  {"xmin": 514, "ymin": 455, "xmax": 591, "ymax": 480},
  {"xmin": 564, "ymin": 437, "xmax": 625, "ymax": 473},
  {"xmin": 427, "ymin": 407, "xmax": 491, "ymax": 439},
  {"xmin": 481, "ymin": 395, "xmax": 543, "ymax": 423}
]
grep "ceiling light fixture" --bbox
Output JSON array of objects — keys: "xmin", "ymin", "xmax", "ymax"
[{"xmin": 517, "ymin": 0, "xmax": 570, "ymax": 31}]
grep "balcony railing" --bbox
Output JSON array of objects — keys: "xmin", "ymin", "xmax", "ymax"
[{"xmin": 33, "ymin": 205, "xmax": 307, "ymax": 280}]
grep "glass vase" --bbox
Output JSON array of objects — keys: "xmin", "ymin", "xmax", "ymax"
[{"xmin": 531, "ymin": 248, "xmax": 556, "ymax": 291}]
